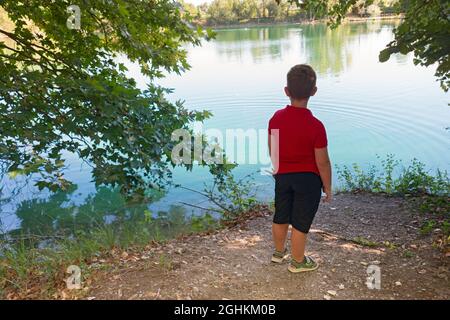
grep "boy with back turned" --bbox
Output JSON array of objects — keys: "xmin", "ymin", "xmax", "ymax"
[{"xmin": 268, "ymin": 64, "xmax": 332, "ymax": 273}]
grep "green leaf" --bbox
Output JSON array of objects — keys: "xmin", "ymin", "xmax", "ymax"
[{"xmin": 379, "ymin": 48, "xmax": 392, "ymax": 63}]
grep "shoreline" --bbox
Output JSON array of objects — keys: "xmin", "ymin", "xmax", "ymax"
[
  {"xmin": 2, "ymin": 191, "xmax": 448, "ymax": 299},
  {"xmin": 204, "ymin": 14, "xmax": 403, "ymax": 30},
  {"xmin": 88, "ymin": 193, "xmax": 449, "ymax": 300}
]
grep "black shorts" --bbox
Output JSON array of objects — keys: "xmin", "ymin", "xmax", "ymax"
[{"xmin": 273, "ymin": 172, "xmax": 322, "ymax": 233}]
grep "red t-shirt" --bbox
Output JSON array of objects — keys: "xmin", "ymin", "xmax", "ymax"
[{"xmin": 268, "ymin": 105, "xmax": 327, "ymax": 175}]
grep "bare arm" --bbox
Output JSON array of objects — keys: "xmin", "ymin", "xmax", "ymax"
[
  {"xmin": 268, "ymin": 129, "xmax": 278, "ymax": 174},
  {"xmin": 314, "ymin": 147, "xmax": 332, "ymax": 202}
]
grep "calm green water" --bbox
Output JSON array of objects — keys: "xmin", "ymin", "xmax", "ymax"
[{"xmin": 1, "ymin": 21, "xmax": 449, "ymax": 234}]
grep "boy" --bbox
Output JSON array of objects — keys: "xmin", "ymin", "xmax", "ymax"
[{"xmin": 268, "ymin": 64, "xmax": 332, "ymax": 273}]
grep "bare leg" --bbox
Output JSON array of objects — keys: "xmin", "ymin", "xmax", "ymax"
[
  {"xmin": 272, "ymin": 223, "xmax": 289, "ymax": 252},
  {"xmin": 291, "ymin": 227, "xmax": 307, "ymax": 262}
]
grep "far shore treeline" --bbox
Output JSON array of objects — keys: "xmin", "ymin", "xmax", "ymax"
[{"xmin": 181, "ymin": 0, "xmax": 400, "ymax": 27}]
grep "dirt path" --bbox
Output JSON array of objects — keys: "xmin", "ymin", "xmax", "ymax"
[{"xmin": 88, "ymin": 194, "xmax": 449, "ymax": 300}]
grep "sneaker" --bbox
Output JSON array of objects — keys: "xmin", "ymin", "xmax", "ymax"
[
  {"xmin": 288, "ymin": 256, "xmax": 319, "ymax": 273},
  {"xmin": 271, "ymin": 248, "xmax": 289, "ymax": 263}
]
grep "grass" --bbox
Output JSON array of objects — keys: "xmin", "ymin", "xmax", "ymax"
[
  {"xmin": 350, "ymin": 237, "xmax": 399, "ymax": 250},
  {"xmin": 336, "ymin": 155, "xmax": 449, "ymax": 252},
  {"xmin": 157, "ymin": 253, "xmax": 174, "ymax": 271},
  {"xmin": 0, "ymin": 192, "xmax": 264, "ymax": 299},
  {"xmin": 0, "ymin": 206, "xmax": 223, "ymax": 299},
  {"xmin": 0, "ymin": 169, "xmax": 262, "ymax": 299},
  {"xmin": 2, "ymin": 155, "xmax": 448, "ymax": 299},
  {"xmin": 402, "ymin": 250, "xmax": 415, "ymax": 258},
  {"xmin": 336, "ymin": 155, "xmax": 450, "ymax": 197},
  {"xmin": 352, "ymin": 236, "xmax": 379, "ymax": 247}
]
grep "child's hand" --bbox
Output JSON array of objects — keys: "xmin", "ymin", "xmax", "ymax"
[{"xmin": 322, "ymin": 188, "xmax": 332, "ymax": 203}]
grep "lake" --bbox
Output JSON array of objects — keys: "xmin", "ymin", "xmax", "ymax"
[{"xmin": 1, "ymin": 21, "xmax": 449, "ymax": 235}]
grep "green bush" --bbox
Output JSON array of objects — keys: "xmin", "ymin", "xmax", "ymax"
[
  {"xmin": 0, "ymin": 204, "xmax": 223, "ymax": 298},
  {"xmin": 336, "ymin": 155, "xmax": 449, "ymax": 197},
  {"xmin": 202, "ymin": 172, "xmax": 259, "ymax": 220},
  {"xmin": 336, "ymin": 155, "xmax": 449, "ymax": 239}
]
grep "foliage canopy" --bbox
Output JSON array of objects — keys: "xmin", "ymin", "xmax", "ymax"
[{"xmin": 0, "ymin": 0, "xmax": 220, "ymax": 200}]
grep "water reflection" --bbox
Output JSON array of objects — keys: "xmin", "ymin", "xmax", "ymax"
[
  {"xmin": 7, "ymin": 186, "xmax": 166, "ymax": 238},
  {"xmin": 213, "ymin": 21, "xmax": 401, "ymax": 76},
  {"xmin": 214, "ymin": 26, "xmax": 294, "ymax": 63},
  {"xmin": 2, "ymin": 20, "xmax": 448, "ymax": 239}
]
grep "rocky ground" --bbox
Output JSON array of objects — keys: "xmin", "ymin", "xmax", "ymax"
[{"xmin": 87, "ymin": 193, "xmax": 449, "ymax": 300}]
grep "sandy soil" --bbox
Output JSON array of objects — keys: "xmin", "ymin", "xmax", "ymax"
[{"xmin": 87, "ymin": 193, "xmax": 449, "ymax": 300}]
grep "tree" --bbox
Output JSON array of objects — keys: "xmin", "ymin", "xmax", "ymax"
[
  {"xmin": 267, "ymin": 0, "xmax": 281, "ymax": 18},
  {"xmin": 232, "ymin": 0, "xmax": 259, "ymax": 21},
  {"xmin": 259, "ymin": 0, "xmax": 267, "ymax": 18},
  {"xmin": 351, "ymin": 0, "xmax": 367, "ymax": 17},
  {"xmin": 207, "ymin": 0, "xmax": 237, "ymax": 24},
  {"xmin": 366, "ymin": 3, "xmax": 382, "ymax": 16},
  {"xmin": 0, "ymin": 1, "xmax": 225, "ymax": 201},
  {"xmin": 286, "ymin": 0, "xmax": 450, "ymax": 91},
  {"xmin": 379, "ymin": 0, "xmax": 449, "ymax": 91}
]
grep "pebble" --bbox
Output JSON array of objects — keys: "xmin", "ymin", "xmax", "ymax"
[
  {"xmin": 338, "ymin": 284, "xmax": 345, "ymax": 290},
  {"xmin": 323, "ymin": 295, "xmax": 332, "ymax": 300},
  {"xmin": 327, "ymin": 290, "xmax": 337, "ymax": 296},
  {"xmin": 395, "ymin": 281, "xmax": 402, "ymax": 286}
]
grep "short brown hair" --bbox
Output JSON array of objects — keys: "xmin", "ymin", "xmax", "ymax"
[{"xmin": 287, "ymin": 64, "xmax": 316, "ymax": 99}]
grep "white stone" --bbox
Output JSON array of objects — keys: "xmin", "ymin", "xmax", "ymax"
[{"xmin": 327, "ymin": 290, "xmax": 337, "ymax": 296}]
